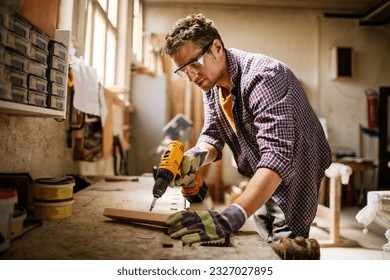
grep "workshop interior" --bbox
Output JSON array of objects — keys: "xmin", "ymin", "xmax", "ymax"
[{"xmin": 0, "ymin": 0, "xmax": 390, "ymax": 260}]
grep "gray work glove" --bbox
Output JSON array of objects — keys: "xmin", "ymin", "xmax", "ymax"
[
  {"xmin": 174, "ymin": 146, "xmax": 208, "ymax": 188},
  {"xmin": 166, "ymin": 204, "xmax": 247, "ymax": 245}
]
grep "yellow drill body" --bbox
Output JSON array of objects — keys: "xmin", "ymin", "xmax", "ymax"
[{"xmin": 158, "ymin": 140, "xmax": 184, "ymax": 181}]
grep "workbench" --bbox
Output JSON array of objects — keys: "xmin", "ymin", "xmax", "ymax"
[{"xmin": 0, "ymin": 176, "xmax": 279, "ymax": 260}]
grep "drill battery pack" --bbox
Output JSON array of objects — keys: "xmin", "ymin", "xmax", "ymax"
[{"xmin": 181, "ymin": 173, "xmax": 208, "ymax": 203}]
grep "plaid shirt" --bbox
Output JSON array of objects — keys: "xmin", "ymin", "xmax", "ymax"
[{"xmin": 198, "ymin": 48, "xmax": 332, "ymax": 236}]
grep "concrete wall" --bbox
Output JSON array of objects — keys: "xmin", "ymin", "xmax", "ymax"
[{"xmin": 0, "ymin": 114, "xmax": 78, "ymax": 178}]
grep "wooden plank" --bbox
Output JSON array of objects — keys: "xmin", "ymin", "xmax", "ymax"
[
  {"xmin": 88, "ymin": 176, "xmax": 187, "ymax": 214},
  {"xmin": 103, "ymin": 208, "xmax": 168, "ymax": 227},
  {"xmin": 102, "ymin": 199, "xmax": 209, "ymax": 226}
]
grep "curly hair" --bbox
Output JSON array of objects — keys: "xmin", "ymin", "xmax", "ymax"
[{"xmin": 162, "ymin": 13, "xmax": 224, "ymax": 56}]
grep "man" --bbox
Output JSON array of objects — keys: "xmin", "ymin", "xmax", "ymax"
[{"xmin": 162, "ymin": 13, "xmax": 332, "ymax": 248}]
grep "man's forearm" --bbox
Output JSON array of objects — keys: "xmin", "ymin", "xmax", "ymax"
[
  {"xmin": 196, "ymin": 142, "xmax": 218, "ymax": 166},
  {"xmin": 234, "ymin": 167, "xmax": 282, "ymax": 218}
]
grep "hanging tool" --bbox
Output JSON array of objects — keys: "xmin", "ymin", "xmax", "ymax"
[
  {"xmin": 149, "ymin": 140, "xmax": 208, "ymax": 211},
  {"xmin": 113, "ymin": 135, "xmax": 128, "ymax": 176}
]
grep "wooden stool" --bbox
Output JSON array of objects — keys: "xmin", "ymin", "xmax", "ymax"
[{"xmin": 316, "ymin": 163, "xmax": 359, "ymax": 247}]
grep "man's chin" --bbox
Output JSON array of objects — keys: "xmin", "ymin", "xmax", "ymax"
[{"xmin": 198, "ymin": 81, "xmax": 214, "ymax": 92}]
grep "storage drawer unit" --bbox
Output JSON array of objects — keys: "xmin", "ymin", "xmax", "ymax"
[{"xmin": 0, "ymin": 11, "xmax": 69, "ymax": 119}]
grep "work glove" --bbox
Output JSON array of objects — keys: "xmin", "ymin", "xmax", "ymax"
[
  {"xmin": 174, "ymin": 146, "xmax": 209, "ymax": 188},
  {"xmin": 166, "ymin": 204, "xmax": 247, "ymax": 245}
]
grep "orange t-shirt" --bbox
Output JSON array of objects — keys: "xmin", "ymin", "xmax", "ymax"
[{"xmin": 219, "ymin": 87, "xmax": 236, "ymax": 134}]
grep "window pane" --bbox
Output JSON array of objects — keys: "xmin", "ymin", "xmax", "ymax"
[
  {"xmin": 105, "ymin": 28, "xmax": 116, "ymax": 87},
  {"xmin": 93, "ymin": 11, "xmax": 106, "ymax": 81},
  {"xmin": 84, "ymin": 2, "xmax": 93, "ymax": 65},
  {"xmin": 108, "ymin": 0, "xmax": 118, "ymax": 28},
  {"xmin": 97, "ymin": 0, "xmax": 107, "ymax": 11},
  {"xmin": 133, "ymin": 0, "xmax": 143, "ymax": 63},
  {"xmin": 134, "ymin": 0, "xmax": 139, "ymax": 16}
]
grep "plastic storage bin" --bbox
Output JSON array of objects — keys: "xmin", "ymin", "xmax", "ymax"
[
  {"xmin": 49, "ymin": 40, "xmax": 67, "ymax": 60},
  {"xmin": 48, "ymin": 95, "xmax": 65, "ymax": 110},
  {"xmin": 7, "ymin": 14, "xmax": 31, "ymax": 39},
  {"xmin": 3, "ymin": 48, "xmax": 28, "ymax": 71},
  {"xmin": 28, "ymin": 90, "xmax": 48, "ymax": 107},
  {"xmin": 28, "ymin": 75, "xmax": 48, "ymax": 93},
  {"xmin": 48, "ymin": 82, "xmax": 66, "ymax": 97},
  {"xmin": 29, "ymin": 28, "xmax": 49, "ymax": 51}
]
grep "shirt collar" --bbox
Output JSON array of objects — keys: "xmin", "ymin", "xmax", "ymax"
[
  {"xmin": 225, "ymin": 49, "xmax": 240, "ymax": 95},
  {"xmin": 209, "ymin": 49, "xmax": 239, "ymax": 97}
]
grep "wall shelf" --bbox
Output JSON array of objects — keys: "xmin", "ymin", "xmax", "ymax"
[{"xmin": 0, "ymin": 100, "xmax": 65, "ymax": 118}]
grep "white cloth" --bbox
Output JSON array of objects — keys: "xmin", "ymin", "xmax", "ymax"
[
  {"xmin": 71, "ymin": 57, "xmax": 107, "ymax": 126},
  {"xmin": 324, "ymin": 162, "xmax": 353, "ymax": 185},
  {"xmin": 356, "ymin": 191, "xmax": 390, "ymax": 228},
  {"xmin": 356, "ymin": 191, "xmax": 390, "ymax": 250}
]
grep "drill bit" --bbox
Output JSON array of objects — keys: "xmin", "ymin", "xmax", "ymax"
[{"xmin": 149, "ymin": 197, "xmax": 157, "ymax": 211}]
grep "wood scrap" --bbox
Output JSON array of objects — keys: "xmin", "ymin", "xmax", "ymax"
[{"xmin": 103, "ymin": 208, "xmax": 169, "ymax": 227}]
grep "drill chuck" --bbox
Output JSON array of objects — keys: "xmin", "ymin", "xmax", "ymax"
[
  {"xmin": 150, "ymin": 168, "xmax": 175, "ymax": 211},
  {"xmin": 152, "ymin": 176, "xmax": 171, "ymax": 199}
]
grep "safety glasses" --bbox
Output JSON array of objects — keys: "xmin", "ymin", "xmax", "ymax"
[{"xmin": 174, "ymin": 40, "xmax": 214, "ymax": 79}]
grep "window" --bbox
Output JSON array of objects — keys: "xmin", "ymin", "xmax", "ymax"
[
  {"xmin": 132, "ymin": 0, "xmax": 143, "ymax": 64},
  {"xmin": 132, "ymin": 0, "xmax": 162, "ymax": 74},
  {"xmin": 74, "ymin": 0, "xmax": 119, "ymax": 87}
]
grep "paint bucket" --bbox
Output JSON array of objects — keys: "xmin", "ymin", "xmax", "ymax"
[
  {"xmin": 33, "ymin": 177, "xmax": 75, "ymax": 201},
  {"xmin": 0, "ymin": 188, "xmax": 17, "ymax": 252},
  {"xmin": 34, "ymin": 199, "xmax": 74, "ymax": 220},
  {"xmin": 33, "ymin": 177, "xmax": 75, "ymax": 221}
]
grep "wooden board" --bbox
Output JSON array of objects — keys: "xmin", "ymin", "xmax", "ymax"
[
  {"xmin": 88, "ymin": 176, "xmax": 187, "ymax": 214},
  {"xmin": 103, "ymin": 208, "xmax": 168, "ymax": 227}
]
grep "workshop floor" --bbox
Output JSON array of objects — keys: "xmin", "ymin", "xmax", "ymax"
[
  {"xmin": 311, "ymin": 206, "xmax": 389, "ymax": 260},
  {"xmin": 239, "ymin": 206, "xmax": 389, "ymax": 260}
]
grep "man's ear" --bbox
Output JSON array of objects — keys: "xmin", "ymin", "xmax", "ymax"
[{"xmin": 211, "ymin": 39, "xmax": 224, "ymax": 58}]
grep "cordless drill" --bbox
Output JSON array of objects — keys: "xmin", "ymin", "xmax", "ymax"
[{"xmin": 149, "ymin": 140, "xmax": 208, "ymax": 211}]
